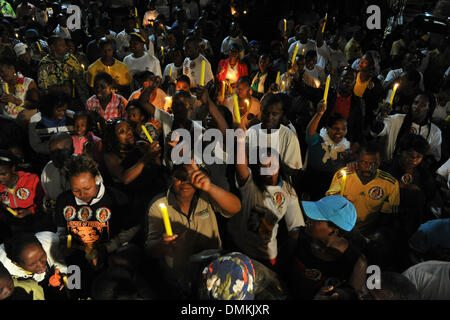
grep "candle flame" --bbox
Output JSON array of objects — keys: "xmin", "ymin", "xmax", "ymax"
[
  {"xmin": 244, "ymin": 99, "xmax": 249, "ymax": 105},
  {"xmin": 159, "ymin": 203, "xmax": 167, "ymax": 209},
  {"xmin": 314, "ymin": 80, "xmax": 321, "ymax": 88},
  {"xmin": 341, "ymin": 169, "xmax": 346, "ymax": 177},
  {"xmin": 394, "ymin": 83, "xmax": 399, "ymax": 89}
]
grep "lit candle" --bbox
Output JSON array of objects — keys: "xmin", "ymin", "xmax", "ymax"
[
  {"xmin": 135, "ymin": 8, "xmax": 139, "ymax": 29},
  {"xmin": 281, "ymin": 81, "xmax": 285, "ymax": 92},
  {"xmin": 275, "ymin": 71, "xmax": 280, "ymax": 85},
  {"xmin": 244, "ymin": 99, "xmax": 250, "ymax": 112},
  {"xmin": 66, "ymin": 235, "xmax": 72, "ymax": 248},
  {"xmin": 302, "ymin": 48, "xmax": 305, "ymax": 56},
  {"xmin": 283, "ymin": 19, "xmax": 287, "ymax": 33},
  {"xmin": 322, "ymin": 13, "xmax": 328, "ymax": 33},
  {"xmin": 141, "ymin": 124, "xmax": 153, "ymax": 143},
  {"xmin": 323, "ymin": 74, "xmax": 331, "ymax": 103},
  {"xmin": 15, "ymin": 33, "xmax": 19, "ymax": 39},
  {"xmin": 165, "ymin": 96, "xmax": 172, "ymax": 111},
  {"xmin": 169, "ymin": 65, "xmax": 173, "ymax": 78},
  {"xmin": 4, "ymin": 82, "xmax": 9, "ymax": 94},
  {"xmin": 63, "ymin": 276, "xmax": 68, "ymax": 287},
  {"xmin": 159, "ymin": 203, "xmax": 173, "ymax": 236},
  {"xmin": 233, "ymin": 94, "xmax": 241, "ymax": 123},
  {"xmin": 200, "ymin": 60, "xmax": 206, "ymax": 86},
  {"xmin": 6, "ymin": 207, "xmax": 17, "ymax": 216},
  {"xmin": 81, "ymin": 64, "xmax": 85, "ymax": 71},
  {"xmin": 291, "ymin": 43, "xmax": 299, "ymax": 67},
  {"xmin": 36, "ymin": 41, "xmax": 43, "ymax": 54},
  {"xmin": 340, "ymin": 170, "xmax": 347, "ymax": 196},
  {"xmin": 389, "ymin": 83, "xmax": 399, "ymax": 106},
  {"xmin": 221, "ymin": 81, "xmax": 226, "ymax": 100},
  {"xmin": 314, "ymin": 79, "xmax": 321, "ymax": 88},
  {"xmin": 161, "ymin": 46, "xmax": 164, "ymax": 58}
]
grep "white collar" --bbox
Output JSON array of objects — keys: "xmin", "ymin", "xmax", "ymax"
[{"xmin": 75, "ymin": 182, "xmax": 105, "ymax": 206}]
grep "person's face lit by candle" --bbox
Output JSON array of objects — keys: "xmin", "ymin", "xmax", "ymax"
[
  {"xmin": 326, "ymin": 119, "xmax": 347, "ymax": 144},
  {"xmin": 74, "ymin": 116, "xmax": 88, "ymax": 137},
  {"xmin": 184, "ymin": 39, "xmax": 199, "ymax": 60},
  {"xmin": 400, "ymin": 149, "xmax": 424, "ymax": 171},
  {"xmin": 236, "ymin": 81, "xmax": 250, "ymax": 100},
  {"xmin": 94, "ymin": 79, "xmax": 113, "ymax": 102},
  {"xmin": 357, "ymin": 151, "xmax": 380, "ymax": 180},
  {"xmin": 172, "ymin": 165, "xmax": 196, "ymax": 198},
  {"xmin": 175, "ymin": 79, "xmax": 190, "ymax": 92},
  {"xmin": 129, "ymin": 37, "xmax": 145, "ymax": 56},
  {"xmin": 0, "ymin": 62, "xmax": 16, "ymax": 83},
  {"xmin": 229, "ymin": 45, "xmax": 239, "ymax": 64},
  {"xmin": 101, "ymin": 42, "xmax": 114, "ymax": 61},
  {"xmin": 261, "ymin": 102, "xmax": 283, "ymax": 130},
  {"xmin": 13, "ymin": 244, "xmax": 47, "ymax": 275},
  {"xmin": 127, "ymin": 106, "xmax": 146, "ymax": 126},
  {"xmin": 296, "ymin": 26, "xmax": 310, "ymax": 43},
  {"xmin": 115, "ymin": 121, "xmax": 135, "ymax": 147},
  {"xmin": 52, "ymin": 104, "xmax": 68, "ymax": 121},
  {"xmin": 70, "ymin": 171, "xmax": 100, "ymax": 204},
  {"xmin": 66, "ymin": 40, "xmax": 75, "ymax": 55},
  {"xmin": 411, "ymin": 94, "xmax": 429, "ymax": 124}
]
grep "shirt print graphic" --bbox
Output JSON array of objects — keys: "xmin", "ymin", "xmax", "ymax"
[{"xmin": 16, "ymin": 188, "xmax": 30, "ymax": 200}]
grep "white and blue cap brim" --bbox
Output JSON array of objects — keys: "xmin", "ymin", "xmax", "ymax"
[{"xmin": 302, "ymin": 195, "xmax": 357, "ymax": 232}]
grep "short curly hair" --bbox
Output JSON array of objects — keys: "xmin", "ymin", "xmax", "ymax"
[{"xmin": 63, "ymin": 154, "xmax": 100, "ymax": 180}]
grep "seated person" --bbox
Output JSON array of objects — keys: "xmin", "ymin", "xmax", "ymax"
[
  {"xmin": 371, "ymin": 92, "xmax": 442, "ymax": 163},
  {"xmin": 326, "ymin": 143, "xmax": 400, "ymax": 237},
  {"xmin": 215, "ymin": 43, "xmax": 248, "ymax": 88},
  {"xmin": 0, "ymin": 262, "xmax": 45, "ymax": 300},
  {"xmin": 129, "ymin": 71, "xmax": 169, "ymax": 112},
  {"xmin": 0, "ymin": 232, "xmax": 67, "ymax": 288},
  {"xmin": 0, "ymin": 150, "xmax": 46, "ymax": 235},
  {"xmin": 28, "ymin": 91, "xmax": 74, "ymax": 155},
  {"xmin": 145, "ymin": 161, "xmax": 241, "ymax": 294},
  {"xmin": 223, "ymin": 76, "xmax": 261, "ymax": 128},
  {"xmin": 86, "ymin": 72, "xmax": 128, "ymax": 121},
  {"xmin": 305, "ymin": 102, "xmax": 350, "ymax": 200},
  {"xmin": 246, "ymin": 94, "xmax": 303, "ymax": 173},
  {"xmin": 290, "ymin": 195, "xmax": 367, "ymax": 300},
  {"xmin": 382, "ymin": 134, "xmax": 440, "ymax": 237},
  {"xmin": 72, "ymin": 111, "xmax": 102, "ymax": 163},
  {"xmin": 126, "ymin": 100, "xmax": 162, "ymax": 143}
]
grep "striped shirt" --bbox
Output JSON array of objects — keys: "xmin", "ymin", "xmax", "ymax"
[{"xmin": 86, "ymin": 92, "xmax": 128, "ymax": 121}]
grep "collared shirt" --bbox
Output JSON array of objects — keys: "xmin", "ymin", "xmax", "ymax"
[
  {"xmin": 332, "ymin": 93, "xmax": 352, "ymax": 119},
  {"xmin": 145, "ymin": 188, "xmax": 225, "ymax": 278},
  {"xmin": 86, "ymin": 92, "xmax": 128, "ymax": 121},
  {"xmin": 86, "ymin": 58, "xmax": 131, "ymax": 87}
]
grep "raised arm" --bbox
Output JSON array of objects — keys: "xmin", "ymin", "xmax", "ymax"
[
  {"xmin": 306, "ymin": 99, "xmax": 327, "ymax": 136},
  {"xmin": 196, "ymin": 86, "xmax": 229, "ymax": 135}
]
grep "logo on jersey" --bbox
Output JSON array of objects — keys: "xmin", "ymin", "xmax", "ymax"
[
  {"xmin": 368, "ymin": 186, "xmax": 384, "ymax": 200},
  {"xmin": 401, "ymin": 173, "xmax": 413, "ymax": 185},
  {"xmin": 15, "ymin": 188, "xmax": 30, "ymax": 200},
  {"xmin": 96, "ymin": 207, "xmax": 111, "ymax": 223},
  {"xmin": 273, "ymin": 192, "xmax": 286, "ymax": 210},
  {"xmin": 63, "ymin": 206, "xmax": 76, "ymax": 221}
]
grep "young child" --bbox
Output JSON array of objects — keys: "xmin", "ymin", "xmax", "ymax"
[
  {"xmin": 0, "ymin": 262, "xmax": 44, "ymax": 300},
  {"xmin": 0, "ymin": 150, "xmax": 45, "ymax": 234},
  {"xmin": 72, "ymin": 111, "xmax": 102, "ymax": 163},
  {"xmin": 126, "ymin": 100, "xmax": 161, "ymax": 143}
]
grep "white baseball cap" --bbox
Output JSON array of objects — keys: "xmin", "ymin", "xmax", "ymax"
[{"xmin": 14, "ymin": 43, "xmax": 28, "ymax": 56}]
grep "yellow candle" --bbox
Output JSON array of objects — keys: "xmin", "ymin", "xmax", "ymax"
[
  {"xmin": 275, "ymin": 71, "xmax": 280, "ymax": 85},
  {"xmin": 67, "ymin": 235, "xmax": 72, "ymax": 248},
  {"xmin": 389, "ymin": 83, "xmax": 399, "ymax": 106},
  {"xmin": 221, "ymin": 81, "xmax": 226, "ymax": 100},
  {"xmin": 245, "ymin": 99, "xmax": 250, "ymax": 112},
  {"xmin": 200, "ymin": 60, "xmax": 206, "ymax": 86},
  {"xmin": 281, "ymin": 81, "xmax": 285, "ymax": 92},
  {"xmin": 135, "ymin": 8, "xmax": 139, "ymax": 29},
  {"xmin": 302, "ymin": 48, "xmax": 305, "ymax": 56},
  {"xmin": 72, "ymin": 79, "xmax": 75, "ymax": 98},
  {"xmin": 6, "ymin": 207, "xmax": 18, "ymax": 216},
  {"xmin": 4, "ymin": 82, "xmax": 9, "ymax": 94},
  {"xmin": 291, "ymin": 44, "xmax": 299, "ymax": 67},
  {"xmin": 159, "ymin": 203, "xmax": 173, "ymax": 236},
  {"xmin": 340, "ymin": 170, "xmax": 347, "ymax": 196},
  {"xmin": 233, "ymin": 94, "xmax": 241, "ymax": 123},
  {"xmin": 161, "ymin": 46, "xmax": 164, "ymax": 57},
  {"xmin": 36, "ymin": 41, "xmax": 42, "ymax": 54},
  {"xmin": 169, "ymin": 65, "xmax": 173, "ymax": 78},
  {"xmin": 63, "ymin": 276, "xmax": 68, "ymax": 286},
  {"xmin": 283, "ymin": 19, "xmax": 287, "ymax": 33},
  {"xmin": 81, "ymin": 64, "xmax": 85, "ymax": 71},
  {"xmin": 323, "ymin": 74, "xmax": 331, "ymax": 103},
  {"xmin": 322, "ymin": 13, "xmax": 328, "ymax": 33},
  {"xmin": 141, "ymin": 125, "xmax": 153, "ymax": 143}
]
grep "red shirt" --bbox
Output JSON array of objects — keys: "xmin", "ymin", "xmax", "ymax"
[
  {"xmin": 331, "ymin": 94, "xmax": 352, "ymax": 120},
  {"xmin": 215, "ymin": 58, "xmax": 248, "ymax": 83},
  {"xmin": 0, "ymin": 171, "xmax": 44, "ymax": 215}
]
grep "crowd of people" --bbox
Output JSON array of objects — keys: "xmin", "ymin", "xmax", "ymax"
[{"xmin": 0, "ymin": 0, "xmax": 449, "ymax": 301}]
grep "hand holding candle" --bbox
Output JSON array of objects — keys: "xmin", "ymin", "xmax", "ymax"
[
  {"xmin": 283, "ymin": 19, "xmax": 287, "ymax": 33},
  {"xmin": 141, "ymin": 125, "xmax": 154, "ymax": 143},
  {"xmin": 66, "ymin": 235, "xmax": 72, "ymax": 248},
  {"xmin": 322, "ymin": 13, "xmax": 328, "ymax": 33},
  {"xmin": 291, "ymin": 44, "xmax": 299, "ymax": 68},
  {"xmin": 6, "ymin": 206, "xmax": 18, "ymax": 216},
  {"xmin": 275, "ymin": 71, "xmax": 280, "ymax": 85},
  {"xmin": 159, "ymin": 203, "xmax": 173, "ymax": 236}
]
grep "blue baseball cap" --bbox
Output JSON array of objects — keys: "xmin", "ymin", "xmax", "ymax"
[{"xmin": 302, "ymin": 195, "xmax": 357, "ymax": 231}]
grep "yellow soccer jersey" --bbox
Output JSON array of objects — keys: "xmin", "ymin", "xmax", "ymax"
[
  {"xmin": 86, "ymin": 58, "xmax": 131, "ymax": 87},
  {"xmin": 326, "ymin": 167, "xmax": 400, "ymax": 228}
]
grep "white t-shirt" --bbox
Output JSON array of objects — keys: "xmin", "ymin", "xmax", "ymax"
[
  {"xmin": 304, "ymin": 64, "xmax": 326, "ymax": 86},
  {"xmin": 432, "ymin": 100, "xmax": 450, "ymax": 121},
  {"xmin": 221, "ymin": 35, "xmax": 248, "ymax": 59},
  {"xmin": 436, "ymin": 158, "xmax": 450, "ymax": 188},
  {"xmin": 402, "ymin": 261, "xmax": 450, "ymax": 300},
  {"xmin": 228, "ymin": 171, "xmax": 305, "ymax": 260},
  {"xmin": 0, "ymin": 232, "xmax": 67, "ymax": 283},
  {"xmin": 182, "ymin": 54, "xmax": 213, "ymax": 87},
  {"xmin": 383, "ymin": 68, "xmax": 425, "ymax": 91},
  {"xmin": 162, "ymin": 63, "xmax": 182, "ymax": 83},
  {"xmin": 374, "ymin": 113, "xmax": 442, "ymax": 161},
  {"xmin": 123, "ymin": 52, "xmax": 162, "ymax": 78},
  {"xmin": 246, "ymin": 123, "xmax": 303, "ymax": 170},
  {"xmin": 288, "ymin": 40, "xmax": 328, "ymax": 69},
  {"xmin": 41, "ymin": 160, "xmax": 70, "ymax": 202}
]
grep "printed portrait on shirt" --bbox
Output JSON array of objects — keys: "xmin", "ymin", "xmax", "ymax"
[
  {"xmin": 78, "ymin": 206, "xmax": 92, "ymax": 222},
  {"xmin": 0, "ymin": 192, "xmax": 10, "ymax": 207},
  {"xmin": 16, "ymin": 188, "xmax": 30, "ymax": 200},
  {"xmin": 63, "ymin": 206, "xmax": 76, "ymax": 221},
  {"xmin": 368, "ymin": 186, "xmax": 384, "ymax": 200},
  {"xmin": 67, "ymin": 220, "xmax": 109, "ymax": 247},
  {"xmin": 96, "ymin": 207, "xmax": 111, "ymax": 223}
]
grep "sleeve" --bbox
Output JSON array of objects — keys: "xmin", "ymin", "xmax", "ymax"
[
  {"xmin": 104, "ymin": 225, "xmax": 141, "ymax": 254},
  {"xmin": 284, "ymin": 193, "xmax": 306, "ymax": 231},
  {"xmin": 30, "ymin": 176, "xmax": 44, "ymax": 215},
  {"xmin": 326, "ymin": 171, "xmax": 342, "ymax": 195},
  {"xmin": 317, "ymin": 43, "xmax": 330, "ymax": 62},
  {"xmin": 123, "ymin": 65, "xmax": 132, "ymax": 86},
  {"xmin": 37, "ymin": 231, "xmax": 67, "ymax": 274},
  {"xmin": 154, "ymin": 107, "xmax": 173, "ymax": 128},
  {"xmin": 429, "ymin": 128, "xmax": 442, "ymax": 162},
  {"xmin": 380, "ymin": 181, "xmax": 400, "ymax": 214},
  {"xmin": 153, "ymin": 58, "xmax": 162, "ymax": 78},
  {"xmin": 305, "ymin": 132, "xmax": 321, "ymax": 146},
  {"xmin": 206, "ymin": 60, "xmax": 214, "ymax": 85},
  {"xmin": 220, "ymin": 38, "xmax": 228, "ymax": 54},
  {"xmin": 436, "ymin": 159, "xmax": 450, "ymax": 180},
  {"xmin": 283, "ymin": 132, "xmax": 303, "ymax": 170}
]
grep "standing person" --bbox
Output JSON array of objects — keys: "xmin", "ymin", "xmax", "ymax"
[
  {"xmin": 86, "ymin": 72, "xmax": 128, "ymax": 121},
  {"xmin": 71, "ymin": 111, "xmax": 102, "ymax": 163},
  {"xmin": 145, "ymin": 161, "xmax": 241, "ymax": 295},
  {"xmin": 216, "ymin": 44, "xmax": 248, "ymax": 88},
  {"xmin": 221, "ymin": 22, "xmax": 248, "ymax": 60},
  {"xmin": 85, "ymin": 38, "xmax": 131, "ymax": 98},
  {"xmin": 123, "ymin": 32, "xmax": 162, "ymax": 80},
  {"xmin": 115, "ymin": 15, "xmax": 137, "ymax": 61},
  {"xmin": 250, "ymin": 54, "xmax": 277, "ymax": 100},
  {"xmin": 13, "ymin": 42, "xmax": 39, "ymax": 81},
  {"xmin": 182, "ymin": 36, "xmax": 214, "ymax": 87}
]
